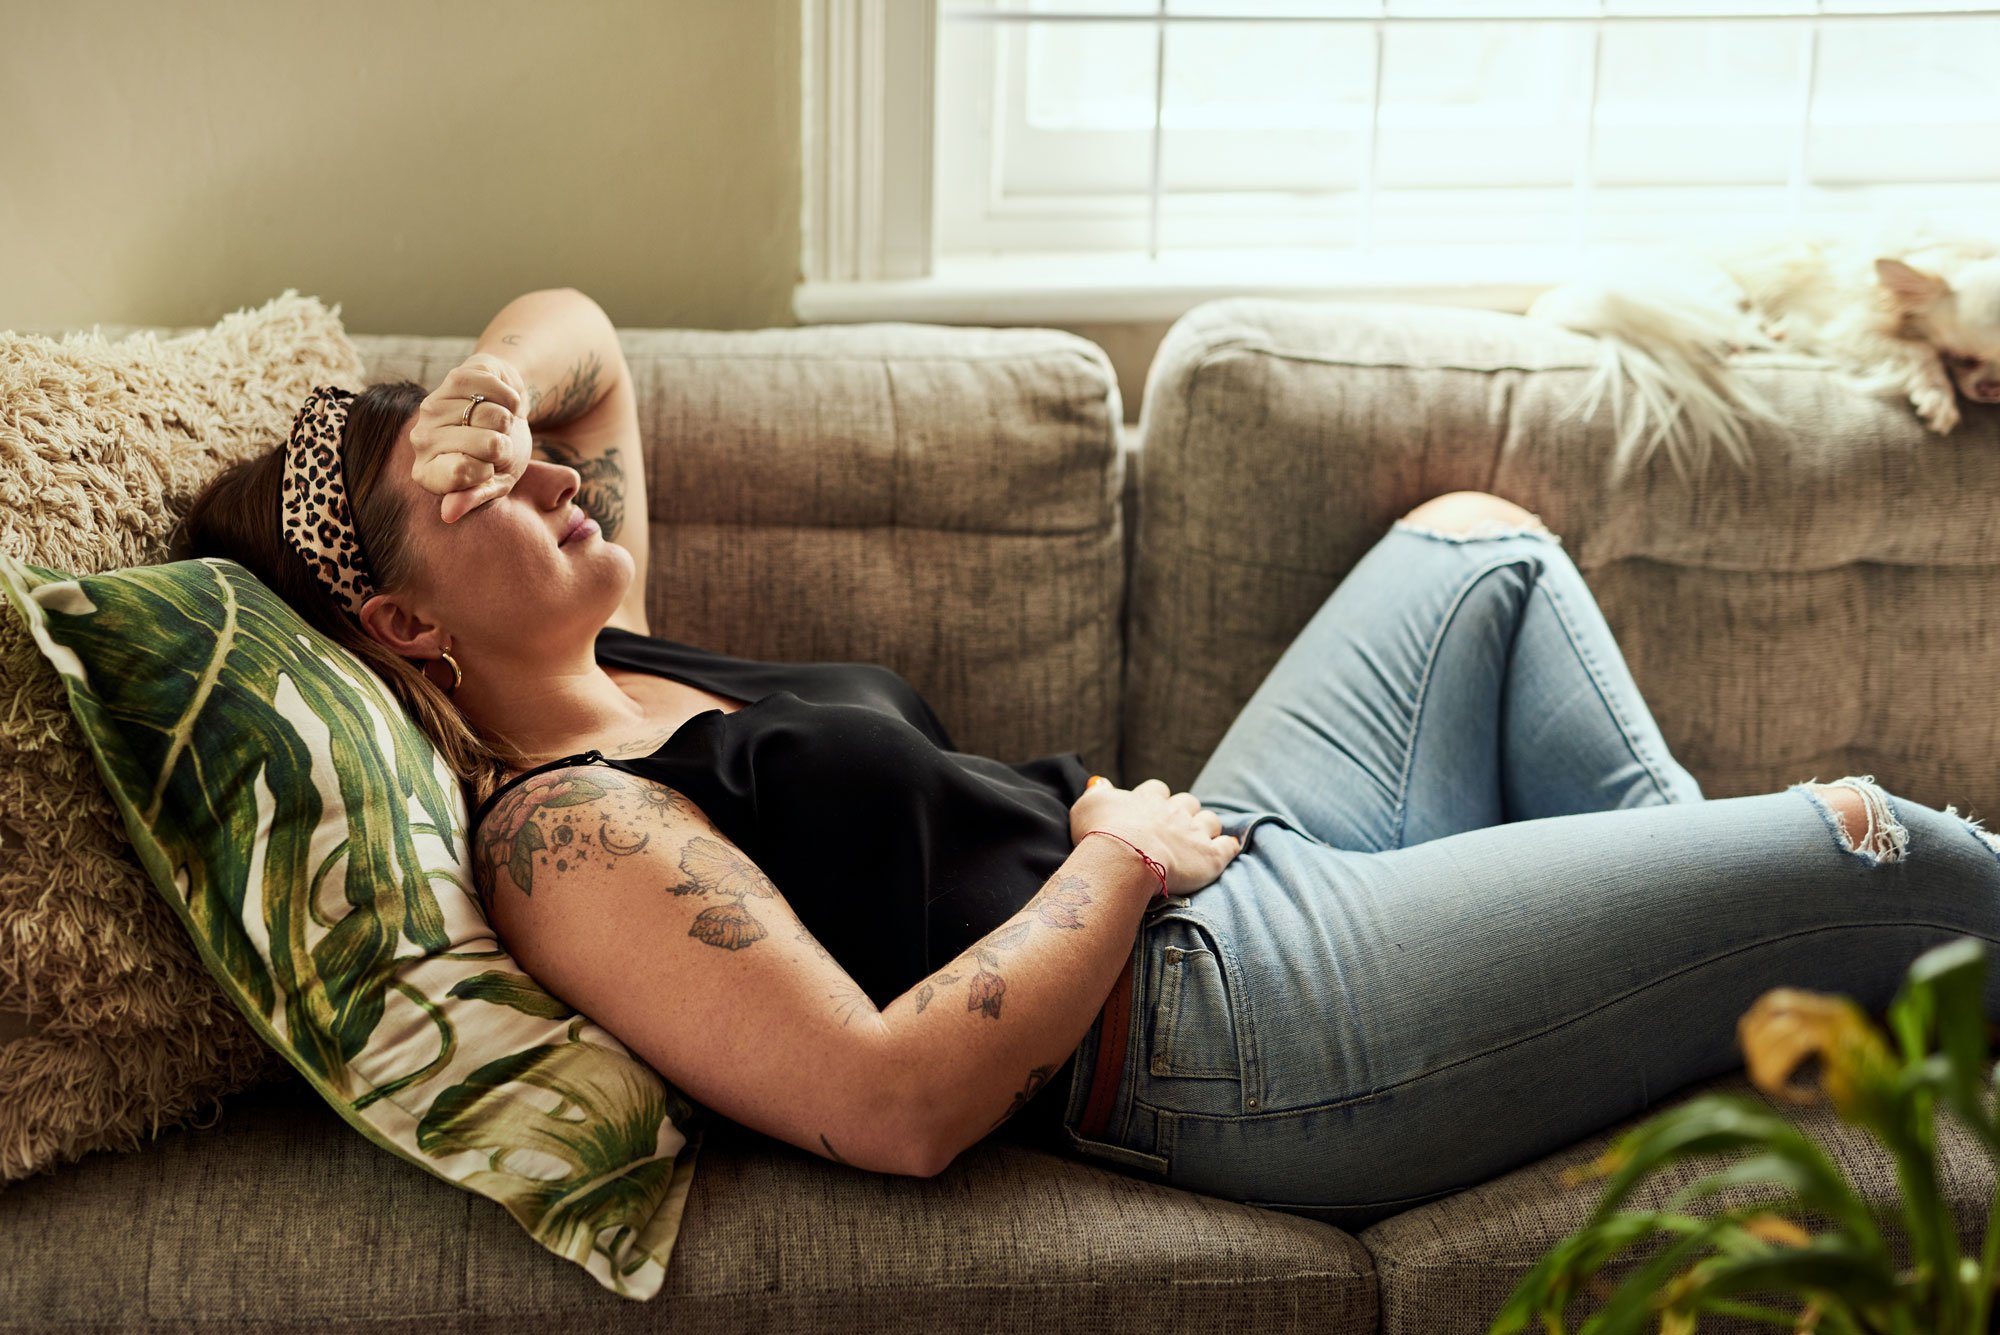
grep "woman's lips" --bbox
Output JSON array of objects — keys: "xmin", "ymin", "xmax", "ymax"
[{"xmin": 559, "ymin": 512, "xmax": 599, "ymax": 546}]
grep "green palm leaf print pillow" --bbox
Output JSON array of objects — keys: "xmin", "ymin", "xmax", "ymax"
[{"xmin": 0, "ymin": 552, "xmax": 706, "ymax": 1301}]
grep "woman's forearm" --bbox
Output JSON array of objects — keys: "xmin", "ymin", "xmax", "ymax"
[
  {"xmin": 471, "ymin": 288, "xmax": 621, "ymax": 429},
  {"xmin": 882, "ymin": 834, "xmax": 1158, "ymax": 1175}
]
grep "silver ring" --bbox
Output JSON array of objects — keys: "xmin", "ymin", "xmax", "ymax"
[{"xmin": 461, "ymin": 394, "xmax": 486, "ymax": 428}]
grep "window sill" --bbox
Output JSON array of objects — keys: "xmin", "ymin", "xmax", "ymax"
[{"xmin": 792, "ymin": 244, "xmax": 1582, "ymax": 325}]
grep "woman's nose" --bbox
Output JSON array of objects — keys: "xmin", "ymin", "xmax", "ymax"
[{"xmin": 532, "ymin": 459, "xmax": 581, "ymax": 505}]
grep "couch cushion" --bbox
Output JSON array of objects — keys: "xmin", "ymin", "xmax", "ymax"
[
  {"xmin": 1126, "ymin": 296, "xmax": 2000, "ymax": 814},
  {"xmin": 0, "ymin": 553, "xmax": 704, "ymax": 1301},
  {"xmin": 349, "ymin": 322, "xmax": 1131, "ymax": 786},
  {"xmin": 0, "ymin": 1071, "xmax": 1379, "ymax": 1332},
  {"xmin": 1358, "ymin": 1066, "xmax": 1998, "ymax": 1334}
]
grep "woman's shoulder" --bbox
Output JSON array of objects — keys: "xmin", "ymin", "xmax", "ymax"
[
  {"xmin": 474, "ymin": 754, "xmax": 711, "ymax": 844},
  {"xmin": 471, "ymin": 756, "xmax": 718, "ymax": 910}
]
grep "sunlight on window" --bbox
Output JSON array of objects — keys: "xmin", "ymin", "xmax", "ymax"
[{"xmin": 935, "ymin": 0, "xmax": 2000, "ymax": 268}]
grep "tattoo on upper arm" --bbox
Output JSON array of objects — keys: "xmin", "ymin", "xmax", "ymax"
[
  {"xmin": 672, "ymin": 835, "xmax": 778, "ymax": 951},
  {"xmin": 478, "ymin": 773, "xmax": 773, "ymax": 963},
  {"xmin": 478, "ymin": 767, "xmax": 653, "ymax": 897},
  {"xmin": 534, "ymin": 432, "xmax": 626, "ymax": 544},
  {"xmin": 522, "ymin": 350, "xmax": 605, "ymax": 428}
]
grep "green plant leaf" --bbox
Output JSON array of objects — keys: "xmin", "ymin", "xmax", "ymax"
[
  {"xmin": 1579, "ymin": 1207, "xmax": 1766, "ymax": 1334},
  {"xmin": 1655, "ymin": 1149, "xmax": 1888, "ymax": 1263},
  {"xmin": 1671, "ymin": 1232, "xmax": 1901, "ymax": 1312},
  {"xmin": 1573, "ymin": 1095, "xmax": 1829, "ymax": 1224},
  {"xmin": 1894, "ymin": 939, "xmax": 1998, "ymax": 1156}
]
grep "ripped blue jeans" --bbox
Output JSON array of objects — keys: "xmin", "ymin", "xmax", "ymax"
[{"xmin": 1059, "ymin": 514, "xmax": 2000, "ymax": 1229}]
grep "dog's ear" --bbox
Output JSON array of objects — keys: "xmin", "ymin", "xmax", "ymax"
[{"xmin": 1875, "ymin": 257, "xmax": 1951, "ymax": 308}]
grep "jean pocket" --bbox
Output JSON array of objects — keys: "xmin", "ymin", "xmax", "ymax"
[{"xmin": 1146, "ymin": 916, "xmax": 1247, "ymax": 1084}]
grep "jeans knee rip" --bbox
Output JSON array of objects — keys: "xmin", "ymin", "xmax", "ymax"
[
  {"xmin": 1391, "ymin": 517, "xmax": 1563, "ymax": 546},
  {"xmin": 1941, "ymin": 803, "xmax": 2000, "ymax": 865},
  {"xmin": 1791, "ymin": 774, "xmax": 1909, "ymax": 867}
]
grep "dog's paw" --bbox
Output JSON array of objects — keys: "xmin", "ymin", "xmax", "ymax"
[{"xmin": 1913, "ymin": 386, "xmax": 1962, "ymax": 434}]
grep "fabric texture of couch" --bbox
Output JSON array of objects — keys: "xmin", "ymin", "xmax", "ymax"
[{"xmin": 3, "ymin": 297, "xmax": 1997, "ymax": 1333}]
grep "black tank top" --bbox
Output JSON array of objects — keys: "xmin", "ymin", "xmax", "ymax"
[{"xmin": 470, "ymin": 625, "xmax": 1089, "ymax": 1153}]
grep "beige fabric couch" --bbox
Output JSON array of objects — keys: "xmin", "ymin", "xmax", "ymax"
[{"xmin": 3, "ymin": 298, "xmax": 1996, "ymax": 1333}]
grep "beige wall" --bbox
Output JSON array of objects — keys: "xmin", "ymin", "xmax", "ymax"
[
  {"xmin": 0, "ymin": 0, "xmax": 802, "ymax": 339},
  {"xmin": 1, "ymin": 1, "xmax": 1170, "ymax": 420}
]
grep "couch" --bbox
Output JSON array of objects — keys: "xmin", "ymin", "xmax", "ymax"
[{"xmin": 3, "ymin": 296, "xmax": 1996, "ymax": 1333}]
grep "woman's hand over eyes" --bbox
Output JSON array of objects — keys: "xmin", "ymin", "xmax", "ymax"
[{"xmin": 411, "ymin": 353, "xmax": 535, "ymax": 524}]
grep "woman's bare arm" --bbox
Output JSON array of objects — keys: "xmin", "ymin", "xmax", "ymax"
[
  {"xmin": 477, "ymin": 765, "xmax": 923, "ymax": 1175},
  {"xmin": 469, "ymin": 288, "xmax": 650, "ymax": 630},
  {"xmin": 471, "ymin": 288, "xmax": 622, "ymax": 429},
  {"xmin": 883, "ymin": 837, "xmax": 1156, "ymax": 1176},
  {"xmin": 476, "ymin": 763, "xmax": 1157, "ymax": 1178}
]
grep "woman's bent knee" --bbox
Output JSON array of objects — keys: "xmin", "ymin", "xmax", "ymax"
[
  {"xmin": 1792, "ymin": 776, "xmax": 1908, "ymax": 866},
  {"xmin": 1398, "ymin": 491, "xmax": 1554, "ymax": 539}
]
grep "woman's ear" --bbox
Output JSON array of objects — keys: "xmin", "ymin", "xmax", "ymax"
[{"xmin": 358, "ymin": 591, "xmax": 446, "ymax": 659}]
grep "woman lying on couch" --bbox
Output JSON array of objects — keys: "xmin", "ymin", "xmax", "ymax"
[{"xmin": 173, "ymin": 287, "xmax": 2000, "ymax": 1230}]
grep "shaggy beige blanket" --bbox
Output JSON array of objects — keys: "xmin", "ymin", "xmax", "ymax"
[{"xmin": 0, "ymin": 290, "xmax": 365, "ymax": 1184}]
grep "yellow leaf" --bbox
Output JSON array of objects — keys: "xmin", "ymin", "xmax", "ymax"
[
  {"xmin": 1739, "ymin": 1212, "xmax": 1812, "ymax": 1248},
  {"xmin": 1737, "ymin": 988, "xmax": 1891, "ymax": 1115},
  {"xmin": 1559, "ymin": 1142, "xmax": 1629, "ymax": 1187}
]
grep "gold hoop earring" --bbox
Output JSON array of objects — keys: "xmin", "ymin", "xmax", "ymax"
[{"xmin": 435, "ymin": 647, "xmax": 462, "ymax": 696}]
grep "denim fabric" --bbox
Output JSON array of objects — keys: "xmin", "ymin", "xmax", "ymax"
[{"xmin": 1059, "ymin": 518, "xmax": 2000, "ymax": 1230}]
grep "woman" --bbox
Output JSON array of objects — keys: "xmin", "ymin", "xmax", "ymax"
[{"xmin": 175, "ymin": 289, "xmax": 2000, "ymax": 1230}]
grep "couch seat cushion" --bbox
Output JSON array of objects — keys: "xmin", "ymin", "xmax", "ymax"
[{"xmin": 0, "ymin": 1073, "xmax": 1380, "ymax": 1332}]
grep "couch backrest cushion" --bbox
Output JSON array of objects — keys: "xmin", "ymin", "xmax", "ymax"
[
  {"xmin": 351, "ymin": 324, "xmax": 1129, "ymax": 782},
  {"xmin": 1127, "ymin": 296, "xmax": 2000, "ymax": 814}
]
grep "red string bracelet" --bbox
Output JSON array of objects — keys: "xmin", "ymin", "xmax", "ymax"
[{"xmin": 1079, "ymin": 829, "xmax": 1170, "ymax": 901}]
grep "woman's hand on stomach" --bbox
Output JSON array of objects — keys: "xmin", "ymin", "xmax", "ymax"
[{"xmin": 1069, "ymin": 776, "xmax": 1241, "ymax": 898}]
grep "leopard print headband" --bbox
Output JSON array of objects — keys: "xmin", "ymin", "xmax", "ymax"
[{"xmin": 279, "ymin": 385, "xmax": 377, "ymax": 617}]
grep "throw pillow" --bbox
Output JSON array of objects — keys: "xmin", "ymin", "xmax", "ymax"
[
  {"xmin": 0, "ymin": 552, "xmax": 706, "ymax": 1301},
  {"xmin": 0, "ymin": 291, "xmax": 362, "ymax": 1185}
]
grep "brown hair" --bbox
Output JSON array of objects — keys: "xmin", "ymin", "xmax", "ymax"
[{"xmin": 168, "ymin": 380, "xmax": 533, "ymax": 816}]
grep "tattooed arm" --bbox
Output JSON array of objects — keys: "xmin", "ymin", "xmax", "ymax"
[
  {"xmin": 474, "ymin": 762, "xmax": 1157, "ymax": 1179},
  {"xmin": 474, "ymin": 764, "xmax": 918, "ymax": 1174},
  {"xmin": 881, "ymin": 835, "xmax": 1157, "ymax": 1177},
  {"xmin": 471, "ymin": 288, "xmax": 650, "ymax": 633},
  {"xmin": 471, "ymin": 288, "xmax": 620, "ymax": 431}
]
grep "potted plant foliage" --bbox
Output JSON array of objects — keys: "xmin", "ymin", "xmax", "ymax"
[{"xmin": 1490, "ymin": 934, "xmax": 1999, "ymax": 1334}]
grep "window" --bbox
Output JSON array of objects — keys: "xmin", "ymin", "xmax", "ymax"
[{"xmin": 797, "ymin": 1, "xmax": 2000, "ymax": 323}]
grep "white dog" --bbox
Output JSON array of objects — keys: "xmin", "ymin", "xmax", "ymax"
[{"xmin": 1524, "ymin": 219, "xmax": 2000, "ymax": 485}]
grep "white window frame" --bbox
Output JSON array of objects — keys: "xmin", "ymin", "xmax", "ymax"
[
  {"xmin": 800, "ymin": 0, "xmax": 937, "ymax": 288},
  {"xmin": 796, "ymin": 1, "xmax": 2000, "ymax": 325}
]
